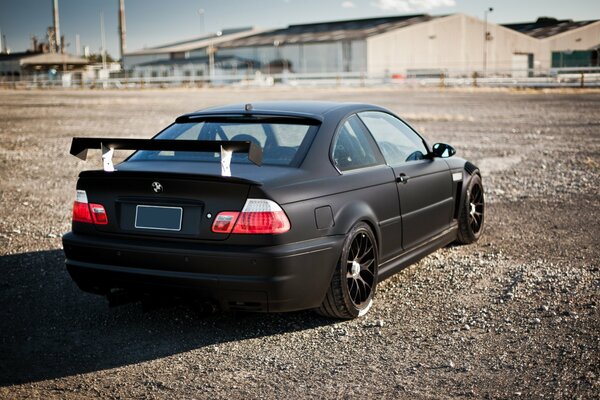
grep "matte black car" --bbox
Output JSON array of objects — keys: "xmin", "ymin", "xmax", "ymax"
[{"xmin": 62, "ymin": 101, "xmax": 484, "ymax": 319}]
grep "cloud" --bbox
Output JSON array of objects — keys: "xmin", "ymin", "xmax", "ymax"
[
  {"xmin": 372, "ymin": 0, "xmax": 455, "ymax": 12},
  {"xmin": 341, "ymin": 1, "xmax": 357, "ymax": 8}
]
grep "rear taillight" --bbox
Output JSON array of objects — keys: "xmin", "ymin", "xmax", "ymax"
[
  {"xmin": 212, "ymin": 199, "xmax": 290, "ymax": 235},
  {"xmin": 211, "ymin": 211, "xmax": 240, "ymax": 234},
  {"xmin": 72, "ymin": 190, "xmax": 108, "ymax": 225},
  {"xmin": 73, "ymin": 201, "xmax": 93, "ymax": 223},
  {"xmin": 89, "ymin": 203, "xmax": 108, "ymax": 225}
]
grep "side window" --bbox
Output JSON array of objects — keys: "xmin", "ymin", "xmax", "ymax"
[
  {"xmin": 332, "ymin": 115, "xmax": 384, "ymax": 172},
  {"xmin": 358, "ymin": 111, "xmax": 428, "ymax": 165}
]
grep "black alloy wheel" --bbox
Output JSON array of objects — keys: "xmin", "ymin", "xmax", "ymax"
[
  {"xmin": 317, "ymin": 222, "xmax": 378, "ymax": 319},
  {"xmin": 457, "ymin": 174, "xmax": 485, "ymax": 244},
  {"xmin": 346, "ymin": 230, "xmax": 376, "ymax": 309},
  {"xmin": 468, "ymin": 181, "xmax": 484, "ymax": 234}
]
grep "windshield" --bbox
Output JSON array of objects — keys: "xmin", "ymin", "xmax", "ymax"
[{"xmin": 129, "ymin": 120, "xmax": 318, "ymax": 167}]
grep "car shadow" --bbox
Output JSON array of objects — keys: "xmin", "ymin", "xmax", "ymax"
[{"xmin": 0, "ymin": 249, "xmax": 331, "ymax": 386}]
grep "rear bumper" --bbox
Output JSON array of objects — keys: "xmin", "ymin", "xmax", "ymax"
[{"xmin": 62, "ymin": 232, "xmax": 344, "ymax": 312}]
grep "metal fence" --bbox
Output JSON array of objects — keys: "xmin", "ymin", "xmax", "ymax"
[{"xmin": 1, "ymin": 67, "xmax": 599, "ymax": 89}]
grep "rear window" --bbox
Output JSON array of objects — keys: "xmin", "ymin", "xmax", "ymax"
[{"xmin": 130, "ymin": 120, "xmax": 318, "ymax": 166}]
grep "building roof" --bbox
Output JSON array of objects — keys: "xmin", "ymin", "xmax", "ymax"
[
  {"xmin": 126, "ymin": 15, "xmax": 437, "ymax": 56},
  {"xmin": 503, "ymin": 17, "xmax": 599, "ymax": 39},
  {"xmin": 219, "ymin": 14, "xmax": 435, "ymax": 48},
  {"xmin": 0, "ymin": 51, "xmax": 88, "ymax": 65},
  {"xmin": 125, "ymin": 28, "xmax": 265, "ymax": 56},
  {"xmin": 19, "ymin": 53, "xmax": 89, "ymax": 65}
]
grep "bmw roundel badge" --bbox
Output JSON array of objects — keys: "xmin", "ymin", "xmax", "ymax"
[{"xmin": 152, "ymin": 181, "xmax": 163, "ymax": 193}]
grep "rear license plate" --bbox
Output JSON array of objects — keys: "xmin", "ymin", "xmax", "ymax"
[{"xmin": 135, "ymin": 205, "xmax": 183, "ymax": 231}]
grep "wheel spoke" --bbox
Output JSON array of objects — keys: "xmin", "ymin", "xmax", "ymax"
[
  {"xmin": 358, "ymin": 279, "xmax": 367, "ymax": 302},
  {"xmin": 361, "ymin": 258, "xmax": 374, "ymax": 271},
  {"xmin": 353, "ymin": 279, "xmax": 362, "ymax": 302},
  {"xmin": 357, "ymin": 275, "xmax": 372, "ymax": 291},
  {"xmin": 356, "ymin": 236, "xmax": 363, "ymax": 257},
  {"xmin": 344, "ymin": 229, "xmax": 378, "ymax": 308},
  {"xmin": 358, "ymin": 246, "xmax": 373, "ymax": 262}
]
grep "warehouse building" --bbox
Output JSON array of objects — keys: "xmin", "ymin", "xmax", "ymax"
[
  {"xmin": 123, "ymin": 27, "xmax": 264, "ymax": 75},
  {"xmin": 123, "ymin": 13, "xmax": 600, "ymax": 78},
  {"xmin": 504, "ymin": 17, "xmax": 600, "ymax": 68},
  {"xmin": 217, "ymin": 14, "xmax": 433, "ymax": 74}
]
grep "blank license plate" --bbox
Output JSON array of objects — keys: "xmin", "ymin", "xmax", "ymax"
[{"xmin": 135, "ymin": 205, "xmax": 183, "ymax": 231}]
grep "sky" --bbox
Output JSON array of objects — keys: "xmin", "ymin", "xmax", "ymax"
[{"xmin": 1, "ymin": 0, "xmax": 599, "ymax": 59}]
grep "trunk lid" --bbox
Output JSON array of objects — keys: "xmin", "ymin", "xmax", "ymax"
[{"xmin": 76, "ymin": 169, "xmax": 255, "ymax": 241}]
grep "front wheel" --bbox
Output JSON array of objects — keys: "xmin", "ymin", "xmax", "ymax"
[
  {"xmin": 316, "ymin": 222, "xmax": 378, "ymax": 319},
  {"xmin": 456, "ymin": 174, "xmax": 485, "ymax": 244}
]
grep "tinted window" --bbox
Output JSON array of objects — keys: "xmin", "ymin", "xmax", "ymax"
[
  {"xmin": 359, "ymin": 111, "xmax": 428, "ymax": 165},
  {"xmin": 130, "ymin": 121, "xmax": 317, "ymax": 166},
  {"xmin": 332, "ymin": 115, "xmax": 384, "ymax": 172}
]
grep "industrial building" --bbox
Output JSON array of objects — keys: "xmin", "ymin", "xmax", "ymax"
[
  {"xmin": 123, "ymin": 13, "xmax": 600, "ymax": 79},
  {"xmin": 0, "ymin": 51, "xmax": 88, "ymax": 81}
]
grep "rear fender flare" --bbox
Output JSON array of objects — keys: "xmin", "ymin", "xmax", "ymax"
[{"xmin": 332, "ymin": 201, "xmax": 381, "ymax": 256}]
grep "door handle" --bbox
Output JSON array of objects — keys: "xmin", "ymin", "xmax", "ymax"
[{"xmin": 396, "ymin": 173, "xmax": 410, "ymax": 183}]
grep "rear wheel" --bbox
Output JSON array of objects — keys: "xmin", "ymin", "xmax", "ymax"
[
  {"xmin": 456, "ymin": 174, "xmax": 485, "ymax": 244},
  {"xmin": 317, "ymin": 222, "xmax": 378, "ymax": 319}
]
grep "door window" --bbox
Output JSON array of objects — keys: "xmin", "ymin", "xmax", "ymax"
[
  {"xmin": 332, "ymin": 115, "xmax": 384, "ymax": 172},
  {"xmin": 359, "ymin": 111, "xmax": 428, "ymax": 165}
]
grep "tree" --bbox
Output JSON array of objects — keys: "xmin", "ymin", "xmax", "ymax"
[{"xmin": 86, "ymin": 53, "xmax": 115, "ymax": 63}]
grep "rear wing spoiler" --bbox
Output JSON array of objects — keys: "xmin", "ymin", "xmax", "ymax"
[{"xmin": 69, "ymin": 137, "xmax": 262, "ymax": 176}]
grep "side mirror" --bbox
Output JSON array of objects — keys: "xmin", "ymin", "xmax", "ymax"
[{"xmin": 431, "ymin": 143, "xmax": 456, "ymax": 158}]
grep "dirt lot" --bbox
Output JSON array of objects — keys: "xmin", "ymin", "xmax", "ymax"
[{"xmin": 0, "ymin": 87, "xmax": 598, "ymax": 399}]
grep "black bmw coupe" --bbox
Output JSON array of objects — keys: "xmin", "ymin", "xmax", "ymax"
[{"xmin": 63, "ymin": 101, "xmax": 484, "ymax": 319}]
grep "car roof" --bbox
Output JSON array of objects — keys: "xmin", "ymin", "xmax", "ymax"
[{"xmin": 180, "ymin": 101, "xmax": 386, "ymax": 121}]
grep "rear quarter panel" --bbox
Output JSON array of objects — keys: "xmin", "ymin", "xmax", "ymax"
[{"xmin": 260, "ymin": 165, "xmax": 401, "ymax": 263}]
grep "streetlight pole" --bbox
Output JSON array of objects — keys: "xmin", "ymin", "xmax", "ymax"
[
  {"xmin": 198, "ymin": 9, "xmax": 205, "ymax": 36},
  {"xmin": 483, "ymin": 7, "xmax": 493, "ymax": 77}
]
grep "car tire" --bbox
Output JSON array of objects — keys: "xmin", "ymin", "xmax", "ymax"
[
  {"xmin": 316, "ymin": 222, "xmax": 379, "ymax": 319},
  {"xmin": 456, "ymin": 174, "xmax": 485, "ymax": 244}
]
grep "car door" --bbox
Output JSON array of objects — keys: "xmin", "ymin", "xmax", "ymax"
[
  {"xmin": 331, "ymin": 115, "xmax": 402, "ymax": 261},
  {"xmin": 358, "ymin": 111, "xmax": 454, "ymax": 250}
]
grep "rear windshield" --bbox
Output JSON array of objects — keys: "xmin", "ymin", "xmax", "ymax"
[{"xmin": 129, "ymin": 120, "xmax": 318, "ymax": 166}]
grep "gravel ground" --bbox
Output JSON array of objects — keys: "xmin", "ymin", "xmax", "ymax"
[{"xmin": 0, "ymin": 87, "xmax": 598, "ymax": 399}]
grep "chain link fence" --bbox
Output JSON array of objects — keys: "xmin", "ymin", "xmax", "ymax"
[{"xmin": 1, "ymin": 67, "xmax": 599, "ymax": 89}]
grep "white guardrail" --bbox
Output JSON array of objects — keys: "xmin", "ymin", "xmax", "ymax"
[{"xmin": 1, "ymin": 68, "xmax": 599, "ymax": 89}]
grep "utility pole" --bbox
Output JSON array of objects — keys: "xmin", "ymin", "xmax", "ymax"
[
  {"xmin": 118, "ymin": 0, "xmax": 126, "ymax": 68},
  {"xmin": 100, "ymin": 11, "xmax": 107, "ymax": 69},
  {"xmin": 483, "ymin": 7, "xmax": 493, "ymax": 77},
  {"xmin": 208, "ymin": 31, "xmax": 222, "ymax": 84}
]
